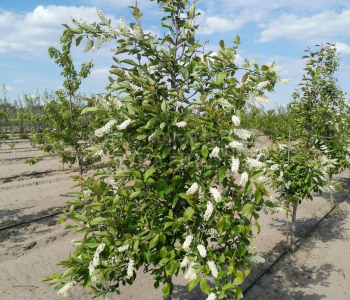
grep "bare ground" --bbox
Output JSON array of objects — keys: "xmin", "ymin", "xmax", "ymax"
[{"xmin": 0, "ymin": 137, "xmax": 349, "ymax": 300}]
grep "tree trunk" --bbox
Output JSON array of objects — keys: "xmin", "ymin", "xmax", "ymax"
[
  {"xmin": 329, "ymin": 173, "xmax": 334, "ymax": 206},
  {"xmin": 289, "ymin": 204, "xmax": 298, "ymax": 252}
]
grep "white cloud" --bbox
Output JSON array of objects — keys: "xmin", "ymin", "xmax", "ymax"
[
  {"xmin": 259, "ymin": 10, "xmax": 350, "ymax": 42},
  {"xmin": 335, "ymin": 42, "xmax": 350, "ymax": 55},
  {"xmin": 0, "ymin": 6, "xmax": 118, "ymax": 58},
  {"xmin": 91, "ymin": 68, "xmax": 110, "ymax": 77},
  {"xmin": 14, "ymin": 79, "xmax": 25, "ymax": 83}
]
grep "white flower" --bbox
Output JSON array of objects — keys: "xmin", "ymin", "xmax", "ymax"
[
  {"xmin": 203, "ymin": 201, "xmax": 214, "ymax": 221},
  {"xmin": 96, "ymin": 7, "xmax": 108, "ymax": 24},
  {"xmin": 129, "ymin": 83, "xmax": 142, "ymax": 93},
  {"xmin": 70, "ymin": 16, "xmax": 95, "ymax": 31},
  {"xmin": 133, "ymin": 25, "xmax": 142, "ymax": 40},
  {"xmin": 207, "ymin": 261, "xmax": 218, "ymax": 278},
  {"xmin": 232, "ymin": 115, "xmax": 241, "ymax": 126},
  {"xmin": 180, "ymin": 256, "xmax": 189, "ymax": 268},
  {"xmin": 117, "ymin": 244, "xmax": 129, "ymax": 252},
  {"xmin": 83, "ymin": 189, "xmax": 92, "ymax": 196},
  {"xmin": 253, "ymin": 94, "xmax": 269, "ymax": 105},
  {"xmin": 218, "ymin": 98, "xmax": 233, "ymax": 109},
  {"xmin": 257, "ymin": 81, "xmax": 269, "ymax": 90},
  {"xmin": 197, "ymin": 245, "xmax": 207, "ymax": 257},
  {"xmin": 229, "ymin": 140, "xmax": 244, "ymax": 151},
  {"xmin": 207, "ymin": 293, "xmax": 217, "ymax": 300},
  {"xmin": 250, "ymin": 255, "xmax": 265, "ymax": 264},
  {"xmin": 92, "ymin": 149, "xmax": 104, "ymax": 158},
  {"xmin": 95, "ymin": 119, "xmax": 118, "ymax": 137},
  {"xmin": 209, "ymin": 187, "xmax": 222, "ymax": 203},
  {"xmin": 89, "ymin": 243, "xmax": 106, "ymax": 281},
  {"xmin": 116, "ymin": 118, "xmax": 131, "ymax": 130},
  {"xmin": 209, "ymin": 147, "xmax": 220, "ymax": 159},
  {"xmin": 270, "ymin": 164, "xmax": 279, "ymax": 171},
  {"xmin": 231, "ymin": 157, "xmax": 240, "ymax": 173},
  {"xmin": 175, "ymin": 121, "xmax": 187, "ymax": 128},
  {"xmin": 246, "ymin": 158, "xmax": 266, "ymax": 169},
  {"xmin": 175, "ymin": 100, "xmax": 183, "ymax": 107},
  {"xmin": 249, "ymin": 57, "xmax": 259, "ymax": 67},
  {"xmin": 184, "ymin": 263, "xmax": 197, "ymax": 281},
  {"xmin": 285, "ymin": 181, "xmax": 291, "ymax": 189},
  {"xmin": 126, "ymin": 259, "xmax": 134, "ymax": 279},
  {"xmin": 186, "ymin": 183, "xmax": 198, "ymax": 195},
  {"xmin": 183, "ymin": 235, "xmax": 194, "ymax": 250},
  {"xmin": 234, "ymin": 128, "xmax": 252, "ymax": 140},
  {"xmin": 57, "ymin": 281, "xmax": 76, "ymax": 297},
  {"xmin": 240, "ymin": 172, "xmax": 249, "ymax": 187},
  {"xmin": 277, "ymin": 78, "xmax": 291, "ymax": 84}
]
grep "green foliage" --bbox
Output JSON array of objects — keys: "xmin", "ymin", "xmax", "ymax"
[
  {"xmin": 0, "ymin": 133, "xmax": 9, "ymax": 140},
  {"xmin": 44, "ymin": 1, "xmax": 289, "ymax": 299},
  {"xmin": 19, "ymin": 132, "xmax": 29, "ymax": 139}
]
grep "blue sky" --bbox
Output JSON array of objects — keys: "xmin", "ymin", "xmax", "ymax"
[{"xmin": 1, "ymin": 0, "xmax": 350, "ymax": 108}]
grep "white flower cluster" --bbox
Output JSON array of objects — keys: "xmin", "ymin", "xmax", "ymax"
[
  {"xmin": 257, "ymin": 81, "xmax": 269, "ymax": 90},
  {"xmin": 129, "ymin": 83, "xmax": 142, "ymax": 93},
  {"xmin": 234, "ymin": 128, "xmax": 252, "ymax": 140},
  {"xmin": 203, "ymin": 201, "xmax": 214, "ymax": 221},
  {"xmin": 89, "ymin": 243, "xmax": 106, "ymax": 282},
  {"xmin": 249, "ymin": 57, "xmax": 259, "ymax": 67},
  {"xmin": 218, "ymin": 98, "xmax": 233, "ymax": 109},
  {"xmin": 240, "ymin": 172, "xmax": 249, "ymax": 186},
  {"xmin": 229, "ymin": 140, "xmax": 244, "ymax": 151},
  {"xmin": 285, "ymin": 181, "xmax": 291, "ymax": 189},
  {"xmin": 197, "ymin": 244, "xmax": 207, "ymax": 257},
  {"xmin": 175, "ymin": 121, "xmax": 187, "ymax": 128},
  {"xmin": 92, "ymin": 150, "xmax": 104, "ymax": 158},
  {"xmin": 186, "ymin": 183, "xmax": 198, "ymax": 195},
  {"xmin": 207, "ymin": 293, "xmax": 217, "ymax": 300},
  {"xmin": 70, "ymin": 16, "xmax": 95, "ymax": 31},
  {"xmin": 207, "ymin": 261, "xmax": 218, "ymax": 278},
  {"xmin": 276, "ymin": 77, "xmax": 291, "ymax": 84},
  {"xmin": 117, "ymin": 244, "xmax": 129, "ymax": 252},
  {"xmin": 246, "ymin": 158, "xmax": 266, "ymax": 169},
  {"xmin": 116, "ymin": 118, "xmax": 131, "ymax": 130},
  {"xmin": 253, "ymin": 94, "xmax": 270, "ymax": 105},
  {"xmin": 126, "ymin": 259, "xmax": 134, "ymax": 279},
  {"xmin": 133, "ymin": 25, "xmax": 142, "ymax": 40},
  {"xmin": 180, "ymin": 256, "xmax": 189, "ymax": 268},
  {"xmin": 232, "ymin": 115, "xmax": 241, "ymax": 126},
  {"xmin": 110, "ymin": 179, "xmax": 118, "ymax": 190},
  {"xmin": 83, "ymin": 189, "xmax": 92, "ymax": 196},
  {"xmin": 95, "ymin": 120, "xmax": 117, "ymax": 137},
  {"xmin": 84, "ymin": 39, "xmax": 94, "ymax": 53},
  {"xmin": 231, "ymin": 157, "xmax": 240, "ymax": 173},
  {"xmin": 270, "ymin": 164, "xmax": 279, "ymax": 171},
  {"xmin": 250, "ymin": 255, "xmax": 266, "ymax": 264},
  {"xmin": 261, "ymin": 205, "xmax": 287, "ymax": 215},
  {"xmin": 183, "ymin": 235, "xmax": 194, "ymax": 250},
  {"xmin": 99, "ymin": 96, "xmax": 124, "ymax": 109},
  {"xmin": 57, "ymin": 281, "xmax": 77, "ymax": 297},
  {"xmin": 174, "ymin": 100, "xmax": 183, "ymax": 107},
  {"xmin": 209, "ymin": 146, "xmax": 220, "ymax": 159},
  {"xmin": 184, "ymin": 263, "xmax": 197, "ymax": 281},
  {"xmin": 209, "ymin": 187, "xmax": 222, "ymax": 203},
  {"xmin": 96, "ymin": 7, "xmax": 108, "ymax": 24},
  {"xmin": 91, "ymin": 35, "xmax": 113, "ymax": 53}
]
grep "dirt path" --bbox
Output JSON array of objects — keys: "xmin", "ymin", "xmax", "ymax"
[{"xmin": 0, "ymin": 138, "xmax": 349, "ymax": 299}]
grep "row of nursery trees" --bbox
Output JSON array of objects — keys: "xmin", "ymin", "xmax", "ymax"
[{"xmin": 40, "ymin": 1, "xmax": 350, "ymax": 299}]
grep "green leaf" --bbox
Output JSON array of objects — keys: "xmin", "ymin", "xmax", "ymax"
[
  {"xmin": 242, "ymin": 203, "xmax": 255, "ymax": 217},
  {"xmin": 182, "ymin": 68, "xmax": 189, "ymax": 79},
  {"xmin": 161, "ymin": 22, "xmax": 172, "ymax": 30},
  {"xmin": 234, "ymin": 34, "xmax": 241, "ymax": 46},
  {"xmin": 254, "ymin": 189, "xmax": 262, "ymax": 204},
  {"xmin": 121, "ymin": 59, "xmax": 138, "ymax": 66},
  {"xmin": 219, "ymin": 40, "xmax": 225, "ymax": 49},
  {"xmin": 217, "ymin": 166, "xmax": 228, "ymax": 182},
  {"xmin": 188, "ymin": 4, "xmax": 195, "ymax": 19},
  {"xmin": 217, "ymin": 216, "xmax": 225, "ymax": 232},
  {"xmin": 200, "ymin": 277, "xmax": 210, "ymax": 294},
  {"xmin": 160, "ymin": 247, "xmax": 168, "ymax": 259},
  {"xmin": 90, "ymin": 217, "xmax": 109, "ymax": 225},
  {"xmin": 233, "ymin": 270, "xmax": 244, "ymax": 285},
  {"xmin": 188, "ymin": 278, "xmax": 200, "ymax": 292},
  {"xmin": 144, "ymin": 167, "xmax": 156, "ymax": 181},
  {"xmin": 201, "ymin": 145, "xmax": 208, "ymax": 158},
  {"xmin": 217, "ymin": 72, "xmax": 227, "ymax": 84},
  {"xmin": 183, "ymin": 207, "xmax": 194, "ymax": 221},
  {"xmin": 132, "ymin": 7, "xmax": 142, "ymax": 21},
  {"xmin": 162, "ymin": 283, "xmax": 170, "ymax": 296}
]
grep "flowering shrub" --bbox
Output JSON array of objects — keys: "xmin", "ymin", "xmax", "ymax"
[{"xmin": 45, "ymin": 1, "xmax": 290, "ymax": 299}]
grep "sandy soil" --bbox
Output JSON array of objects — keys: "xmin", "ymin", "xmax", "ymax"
[{"xmin": 0, "ymin": 137, "xmax": 349, "ymax": 300}]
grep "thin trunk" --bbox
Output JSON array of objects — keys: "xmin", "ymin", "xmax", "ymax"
[
  {"xmin": 329, "ymin": 173, "xmax": 334, "ymax": 206},
  {"xmin": 290, "ymin": 204, "xmax": 298, "ymax": 252}
]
